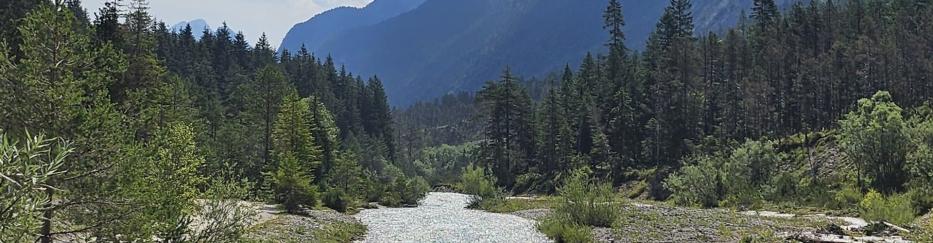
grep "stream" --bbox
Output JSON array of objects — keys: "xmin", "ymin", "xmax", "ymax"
[{"xmin": 354, "ymin": 192, "xmax": 550, "ymax": 242}]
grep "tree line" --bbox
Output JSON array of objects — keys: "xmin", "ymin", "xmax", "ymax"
[
  {"xmin": 0, "ymin": 0, "xmax": 423, "ymax": 241},
  {"xmin": 469, "ymin": 0, "xmax": 933, "ymax": 197}
]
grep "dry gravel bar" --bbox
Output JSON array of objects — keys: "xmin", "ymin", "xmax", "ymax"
[{"xmin": 354, "ymin": 192, "xmax": 551, "ymax": 242}]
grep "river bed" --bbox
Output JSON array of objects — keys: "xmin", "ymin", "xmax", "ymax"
[{"xmin": 354, "ymin": 192, "xmax": 550, "ymax": 242}]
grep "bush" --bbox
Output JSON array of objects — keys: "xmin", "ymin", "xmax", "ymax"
[
  {"xmin": 859, "ymin": 190, "xmax": 915, "ymax": 225},
  {"xmin": 513, "ymin": 172, "xmax": 546, "ymax": 194},
  {"xmin": 556, "ymin": 169, "xmax": 618, "ymax": 227},
  {"xmin": 398, "ymin": 176, "xmax": 431, "ymax": 205},
  {"xmin": 322, "ymin": 189, "xmax": 350, "ymax": 212},
  {"xmin": 459, "ymin": 164, "xmax": 504, "ymax": 207},
  {"xmin": 829, "ymin": 184, "xmax": 863, "ymax": 210},
  {"xmin": 379, "ymin": 191, "xmax": 402, "ymax": 207},
  {"xmin": 270, "ymin": 156, "xmax": 319, "ymax": 214},
  {"xmin": 376, "ymin": 175, "xmax": 430, "ymax": 207},
  {"xmin": 664, "ymin": 156, "xmax": 720, "ymax": 208},
  {"xmin": 190, "ymin": 178, "xmax": 257, "ymax": 242},
  {"xmin": 538, "ymin": 215, "xmax": 593, "ymax": 243}
]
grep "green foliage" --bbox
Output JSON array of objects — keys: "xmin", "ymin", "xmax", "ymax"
[
  {"xmin": 477, "ymin": 68, "xmax": 535, "ymax": 188},
  {"xmin": 322, "ymin": 189, "xmax": 350, "ymax": 213},
  {"xmin": 272, "ymin": 92, "xmax": 323, "ymax": 177},
  {"xmin": 538, "ymin": 215, "xmax": 594, "ymax": 243},
  {"xmin": 121, "ymin": 123, "xmax": 206, "ymax": 239},
  {"xmin": 459, "ymin": 164, "xmax": 504, "ymax": 207},
  {"xmin": 859, "ymin": 190, "xmax": 915, "ymax": 225},
  {"xmin": 0, "ymin": 133, "xmax": 70, "ymax": 242},
  {"xmin": 830, "ymin": 184, "xmax": 864, "ymax": 210},
  {"xmin": 378, "ymin": 191, "xmax": 402, "ymax": 207},
  {"xmin": 311, "ymin": 222, "xmax": 367, "ymax": 243},
  {"xmin": 324, "ymin": 152, "xmax": 365, "ymax": 201},
  {"xmin": 270, "ymin": 155, "xmax": 319, "ymax": 214},
  {"xmin": 664, "ymin": 156, "xmax": 721, "ymax": 208},
  {"xmin": 189, "ymin": 178, "xmax": 257, "ymax": 243},
  {"xmin": 839, "ymin": 91, "xmax": 911, "ymax": 193},
  {"xmin": 397, "ymin": 176, "xmax": 431, "ymax": 206},
  {"xmin": 556, "ymin": 169, "xmax": 619, "ymax": 227},
  {"xmin": 412, "ymin": 143, "xmax": 478, "ymax": 185}
]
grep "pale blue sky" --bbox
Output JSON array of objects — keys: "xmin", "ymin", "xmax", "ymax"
[{"xmin": 81, "ymin": 0, "xmax": 374, "ymax": 48}]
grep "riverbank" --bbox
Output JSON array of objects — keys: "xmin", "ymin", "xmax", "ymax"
[
  {"xmin": 233, "ymin": 202, "xmax": 367, "ymax": 242},
  {"xmin": 493, "ymin": 196, "xmax": 926, "ymax": 242}
]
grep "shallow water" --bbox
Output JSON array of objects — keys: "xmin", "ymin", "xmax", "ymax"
[{"xmin": 354, "ymin": 192, "xmax": 550, "ymax": 243}]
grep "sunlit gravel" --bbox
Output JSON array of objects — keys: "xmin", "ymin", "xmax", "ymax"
[{"xmin": 355, "ymin": 192, "xmax": 551, "ymax": 243}]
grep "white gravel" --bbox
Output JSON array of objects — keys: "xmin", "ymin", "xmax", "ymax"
[{"xmin": 355, "ymin": 192, "xmax": 551, "ymax": 243}]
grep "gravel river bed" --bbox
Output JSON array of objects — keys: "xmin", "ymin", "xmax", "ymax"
[{"xmin": 354, "ymin": 192, "xmax": 551, "ymax": 243}]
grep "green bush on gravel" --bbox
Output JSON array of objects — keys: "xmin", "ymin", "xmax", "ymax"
[
  {"xmin": 538, "ymin": 215, "xmax": 593, "ymax": 243},
  {"xmin": 322, "ymin": 189, "xmax": 350, "ymax": 212},
  {"xmin": 557, "ymin": 169, "xmax": 619, "ymax": 227},
  {"xmin": 459, "ymin": 164, "xmax": 505, "ymax": 208}
]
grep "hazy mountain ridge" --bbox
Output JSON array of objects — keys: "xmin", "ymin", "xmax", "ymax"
[
  {"xmin": 281, "ymin": 0, "xmax": 804, "ymax": 105},
  {"xmin": 277, "ymin": 0, "xmax": 427, "ymax": 53}
]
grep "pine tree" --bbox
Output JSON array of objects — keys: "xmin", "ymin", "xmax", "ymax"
[
  {"xmin": 0, "ymin": 5, "xmax": 137, "ymax": 241},
  {"xmin": 478, "ymin": 68, "xmax": 534, "ymax": 188},
  {"xmin": 272, "ymin": 92, "xmax": 323, "ymax": 179},
  {"xmin": 308, "ymin": 96, "xmax": 340, "ymax": 180}
]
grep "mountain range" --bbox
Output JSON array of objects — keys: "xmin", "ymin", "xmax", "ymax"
[{"xmin": 280, "ymin": 0, "xmax": 802, "ymax": 106}]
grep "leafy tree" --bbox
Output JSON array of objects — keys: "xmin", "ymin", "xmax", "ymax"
[
  {"xmin": 839, "ymin": 91, "xmax": 910, "ymax": 193},
  {"xmin": 664, "ymin": 155, "xmax": 721, "ymax": 208},
  {"xmin": 0, "ymin": 133, "xmax": 70, "ymax": 242},
  {"xmin": 121, "ymin": 123, "xmax": 205, "ymax": 239}
]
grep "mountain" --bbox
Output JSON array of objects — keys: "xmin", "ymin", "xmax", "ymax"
[
  {"xmin": 281, "ymin": 0, "xmax": 802, "ymax": 106},
  {"xmin": 278, "ymin": 0, "xmax": 427, "ymax": 53},
  {"xmin": 171, "ymin": 19, "xmax": 210, "ymax": 39}
]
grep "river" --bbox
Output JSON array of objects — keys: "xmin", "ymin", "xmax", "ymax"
[{"xmin": 354, "ymin": 192, "xmax": 550, "ymax": 242}]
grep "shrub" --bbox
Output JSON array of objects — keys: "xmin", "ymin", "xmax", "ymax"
[
  {"xmin": 190, "ymin": 178, "xmax": 257, "ymax": 242},
  {"xmin": 322, "ymin": 189, "xmax": 350, "ymax": 212},
  {"xmin": 0, "ymin": 133, "xmax": 70, "ymax": 242},
  {"xmin": 270, "ymin": 156, "xmax": 319, "ymax": 214},
  {"xmin": 513, "ymin": 172, "xmax": 546, "ymax": 194},
  {"xmin": 829, "ymin": 184, "xmax": 863, "ymax": 210},
  {"xmin": 398, "ymin": 176, "xmax": 431, "ymax": 205},
  {"xmin": 557, "ymin": 169, "xmax": 618, "ymax": 227},
  {"xmin": 664, "ymin": 156, "xmax": 720, "ymax": 208},
  {"xmin": 859, "ymin": 190, "xmax": 915, "ymax": 225},
  {"xmin": 538, "ymin": 215, "xmax": 593, "ymax": 243},
  {"xmin": 839, "ymin": 91, "xmax": 910, "ymax": 193},
  {"xmin": 460, "ymin": 164, "xmax": 504, "ymax": 207},
  {"xmin": 379, "ymin": 191, "xmax": 402, "ymax": 207}
]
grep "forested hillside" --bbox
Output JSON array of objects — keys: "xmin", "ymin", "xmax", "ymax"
[
  {"xmin": 3, "ymin": 0, "xmax": 933, "ymax": 242},
  {"xmin": 280, "ymin": 0, "xmax": 807, "ymax": 106},
  {"xmin": 0, "ymin": 0, "xmax": 426, "ymax": 241},
  {"xmin": 394, "ymin": 0, "xmax": 933, "ymax": 240}
]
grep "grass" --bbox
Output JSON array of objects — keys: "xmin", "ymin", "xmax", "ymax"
[
  {"xmin": 611, "ymin": 203, "xmax": 835, "ymax": 242},
  {"xmin": 477, "ymin": 196, "xmax": 558, "ymax": 213},
  {"xmin": 312, "ymin": 222, "xmax": 367, "ymax": 243},
  {"xmin": 243, "ymin": 214, "xmax": 366, "ymax": 242}
]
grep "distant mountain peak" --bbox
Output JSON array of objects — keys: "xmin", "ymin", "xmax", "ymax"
[
  {"xmin": 280, "ymin": 0, "xmax": 802, "ymax": 106},
  {"xmin": 277, "ymin": 0, "xmax": 426, "ymax": 53},
  {"xmin": 171, "ymin": 19, "xmax": 211, "ymax": 39}
]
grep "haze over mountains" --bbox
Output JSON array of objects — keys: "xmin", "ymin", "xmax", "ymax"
[{"xmin": 280, "ymin": 0, "xmax": 800, "ymax": 105}]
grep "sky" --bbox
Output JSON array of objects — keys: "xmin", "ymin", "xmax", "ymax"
[{"xmin": 80, "ymin": 0, "xmax": 374, "ymax": 48}]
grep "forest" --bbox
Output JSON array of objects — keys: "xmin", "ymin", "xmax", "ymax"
[
  {"xmin": 2, "ymin": 0, "xmax": 933, "ymax": 242},
  {"xmin": 1, "ymin": 0, "xmax": 427, "ymax": 241},
  {"xmin": 393, "ymin": 0, "xmax": 933, "ymax": 240}
]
